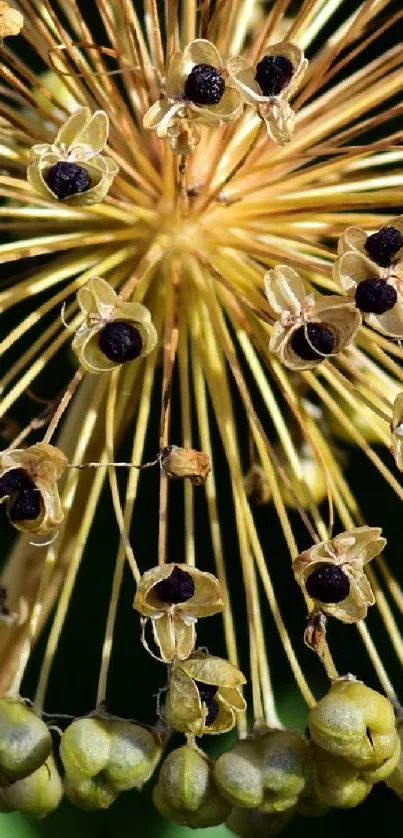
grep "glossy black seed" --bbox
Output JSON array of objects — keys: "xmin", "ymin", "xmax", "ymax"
[
  {"xmin": 184, "ymin": 63, "xmax": 225, "ymax": 105},
  {"xmin": 364, "ymin": 226, "xmax": 403, "ymax": 268},
  {"xmin": 204, "ymin": 698, "xmax": 220, "ymax": 727},
  {"xmin": 355, "ymin": 278, "xmax": 397, "ymax": 315},
  {"xmin": 45, "ymin": 162, "xmax": 91, "ymax": 200},
  {"xmin": 154, "ymin": 565, "xmax": 195, "ymax": 604},
  {"xmin": 195, "ymin": 681, "xmax": 219, "ymax": 703},
  {"xmin": 306, "ymin": 564, "xmax": 350, "ymax": 604},
  {"xmin": 290, "ymin": 323, "xmax": 336, "ymax": 361},
  {"xmin": 0, "ymin": 468, "xmax": 34, "ymax": 499},
  {"xmin": 98, "ymin": 321, "xmax": 143, "ymax": 364},
  {"xmin": 255, "ymin": 54, "xmax": 294, "ymax": 96},
  {"xmin": 9, "ymin": 489, "xmax": 41, "ymax": 522}
]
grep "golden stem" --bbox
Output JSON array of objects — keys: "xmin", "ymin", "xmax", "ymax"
[{"xmin": 42, "ymin": 368, "xmax": 84, "ymax": 444}]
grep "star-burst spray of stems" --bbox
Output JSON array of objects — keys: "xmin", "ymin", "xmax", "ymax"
[{"xmin": 0, "ymin": 0, "xmax": 402, "ymax": 830}]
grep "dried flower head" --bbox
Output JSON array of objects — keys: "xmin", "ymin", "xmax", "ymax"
[
  {"xmin": 27, "ymin": 108, "xmax": 118, "ymax": 204},
  {"xmin": 0, "ymin": 1, "xmax": 23, "ymax": 40},
  {"xmin": 0, "ymin": 443, "xmax": 67, "ymax": 536},
  {"xmin": 71, "ymin": 277, "xmax": 157, "ymax": 373},
  {"xmin": 164, "ymin": 652, "xmax": 246, "ymax": 735},
  {"xmin": 294, "ymin": 526, "xmax": 385, "ymax": 622},
  {"xmin": 133, "ymin": 564, "xmax": 223, "ymax": 661},
  {"xmin": 264, "ymin": 266, "xmax": 361, "ymax": 370},
  {"xmin": 333, "ymin": 216, "xmax": 403, "ymax": 337},
  {"xmin": 160, "ymin": 445, "xmax": 211, "ymax": 485},
  {"xmin": 143, "ymin": 40, "xmax": 243, "ymax": 153},
  {"xmin": 391, "ymin": 392, "xmax": 403, "ymax": 471},
  {"xmin": 227, "ymin": 42, "xmax": 307, "ymax": 144}
]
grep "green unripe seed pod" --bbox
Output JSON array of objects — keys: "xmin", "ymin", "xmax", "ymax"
[
  {"xmin": 214, "ymin": 740, "xmax": 263, "ymax": 808},
  {"xmin": 64, "ymin": 773, "xmax": 117, "ymax": 811},
  {"xmin": 0, "ymin": 755, "xmax": 62, "ymax": 818},
  {"xmin": 226, "ymin": 804, "xmax": 295, "ymax": 837},
  {"xmin": 386, "ymin": 720, "xmax": 403, "ymax": 796},
  {"xmin": 308, "ymin": 679, "xmax": 397, "ymax": 770},
  {"xmin": 312, "ymin": 746, "xmax": 372, "ymax": 808},
  {"xmin": 214, "ymin": 729, "xmax": 310, "ymax": 814},
  {"xmin": 0, "ymin": 698, "xmax": 52, "ymax": 785},
  {"xmin": 105, "ymin": 720, "xmax": 162, "ymax": 792},
  {"xmin": 60, "ymin": 717, "xmax": 110, "ymax": 782},
  {"xmin": 153, "ymin": 745, "xmax": 231, "ymax": 828}
]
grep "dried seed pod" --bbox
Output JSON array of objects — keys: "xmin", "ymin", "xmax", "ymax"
[
  {"xmin": 0, "ymin": 754, "xmax": 62, "ymax": 818},
  {"xmin": 0, "ymin": 698, "xmax": 52, "ymax": 785},
  {"xmin": 164, "ymin": 652, "xmax": 246, "ymax": 736},
  {"xmin": 160, "ymin": 446, "xmax": 211, "ymax": 485},
  {"xmin": 214, "ymin": 729, "xmax": 310, "ymax": 814},
  {"xmin": 0, "ymin": 442, "xmax": 67, "ymax": 537},
  {"xmin": 134, "ymin": 564, "xmax": 223, "ymax": 662},
  {"xmin": 308, "ymin": 678, "xmax": 399, "ymax": 774},
  {"xmin": 153, "ymin": 745, "xmax": 231, "ymax": 828},
  {"xmin": 312, "ymin": 746, "xmax": 372, "ymax": 809},
  {"xmin": 0, "ymin": 1, "xmax": 23, "ymax": 40},
  {"xmin": 60, "ymin": 716, "xmax": 161, "ymax": 796}
]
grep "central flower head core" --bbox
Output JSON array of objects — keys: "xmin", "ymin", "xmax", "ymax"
[
  {"xmin": 45, "ymin": 161, "xmax": 91, "ymax": 200},
  {"xmin": 154, "ymin": 565, "xmax": 195, "ymax": 604},
  {"xmin": 184, "ymin": 63, "xmax": 225, "ymax": 105},
  {"xmin": 355, "ymin": 278, "xmax": 397, "ymax": 314},
  {"xmin": 98, "ymin": 320, "xmax": 143, "ymax": 364},
  {"xmin": 290, "ymin": 322, "xmax": 336, "ymax": 360},
  {"xmin": 364, "ymin": 226, "xmax": 403, "ymax": 268},
  {"xmin": 306, "ymin": 564, "xmax": 350, "ymax": 603},
  {"xmin": 255, "ymin": 55, "xmax": 294, "ymax": 96}
]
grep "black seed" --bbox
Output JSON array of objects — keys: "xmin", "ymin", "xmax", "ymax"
[
  {"xmin": 290, "ymin": 323, "xmax": 336, "ymax": 361},
  {"xmin": 364, "ymin": 226, "xmax": 403, "ymax": 268},
  {"xmin": 45, "ymin": 162, "xmax": 91, "ymax": 200},
  {"xmin": 204, "ymin": 698, "xmax": 220, "ymax": 727},
  {"xmin": 98, "ymin": 321, "xmax": 143, "ymax": 364},
  {"xmin": 0, "ymin": 468, "xmax": 34, "ymax": 499},
  {"xmin": 255, "ymin": 54, "xmax": 294, "ymax": 96},
  {"xmin": 306, "ymin": 564, "xmax": 350, "ymax": 604},
  {"xmin": 9, "ymin": 489, "xmax": 41, "ymax": 522},
  {"xmin": 153, "ymin": 565, "xmax": 195, "ymax": 604},
  {"xmin": 355, "ymin": 278, "xmax": 397, "ymax": 315},
  {"xmin": 195, "ymin": 681, "xmax": 219, "ymax": 703},
  {"xmin": 184, "ymin": 63, "xmax": 225, "ymax": 106}
]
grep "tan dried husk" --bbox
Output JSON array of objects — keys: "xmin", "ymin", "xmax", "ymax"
[
  {"xmin": 160, "ymin": 446, "xmax": 211, "ymax": 485},
  {"xmin": 27, "ymin": 108, "xmax": 118, "ymax": 205},
  {"xmin": 72, "ymin": 276, "xmax": 157, "ymax": 373},
  {"xmin": 227, "ymin": 42, "xmax": 307, "ymax": 144},
  {"xmin": 391, "ymin": 392, "xmax": 403, "ymax": 470},
  {"xmin": 133, "ymin": 563, "xmax": 223, "ymax": 662},
  {"xmin": 143, "ymin": 39, "xmax": 243, "ymax": 152},
  {"xmin": 0, "ymin": 1, "xmax": 23, "ymax": 39},
  {"xmin": 264, "ymin": 266, "xmax": 361, "ymax": 370},
  {"xmin": 164, "ymin": 652, "xmax": 246, "ymax": 735},
  {"xmin": 0, "ymin": 443, "xmax": 67, "ymax": 536},
  {"xmin": 293, "ymin": 526, "xmax": 385, "ymax": 622}
]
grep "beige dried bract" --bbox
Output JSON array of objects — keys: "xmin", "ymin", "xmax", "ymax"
[
  {"xmin": 27, "ymin": 107, "xmax": 118, "ymax": 205},
  {"xmin": 133, "ymin": 564, "xmax": 223, "ymax": 662},
  {"xmin": 333, "ymin": 216, "xmax": 403, "ymax": 337},
  {"xmin": 71, "ymin": 276, "xmax": 157, "ymax": 373},
  {"xmin": 264, "ymin": 265, "xmax": 361, "ymax": 370},
  {"xmin": 160, "ymin": 446, "xmax": 211, "ymax": 485},
  {"xmin": 227, "ymin": 42, "xmax": 307, "ymax": 144},
  {"xmin": 0, "ymin": 442, "xmax": 67, "ymax": 537},
  {"xmin": 143, "ymin": 40, "xmax": 243, "ymax": 154},
  {"xmin": 391, "ymin": 393, "xmax": 403, "ymax": 471},
  {"xmin": 294, "ymin": 526, "xmax": 386, "ymax": 623},
  {"xmin": 165, "ymin": 652, "xmax": 246, "ymax": 735},
  {"xmin": 0, "ymin": 2, "xmax": 23, "ymax": 39}
]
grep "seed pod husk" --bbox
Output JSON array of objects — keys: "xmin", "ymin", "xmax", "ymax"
[
  {"xmin": 64, "ymin": 773, "xmax": 117, "ymax": 811},
  {"xmin": 153, "ymin": 745, "xmax": 231, "ymax": 828},
  {"xmin": 312, "ymin": 746, "xmax": 372, "ymax": 808},
  {"xmin": 0, "ymin": 755, "xmax": 62, "ymax": 818},
  {"xmin": 226, "ymin": 804, "xmax": 295, "ymax": 837},
  {"xmin": 386, "ymin": 720, "xmax": 403, "ymax": 797},
  {"xmin": 0, "ymin": 698, "xmax": 52, "ymax": 785}
]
